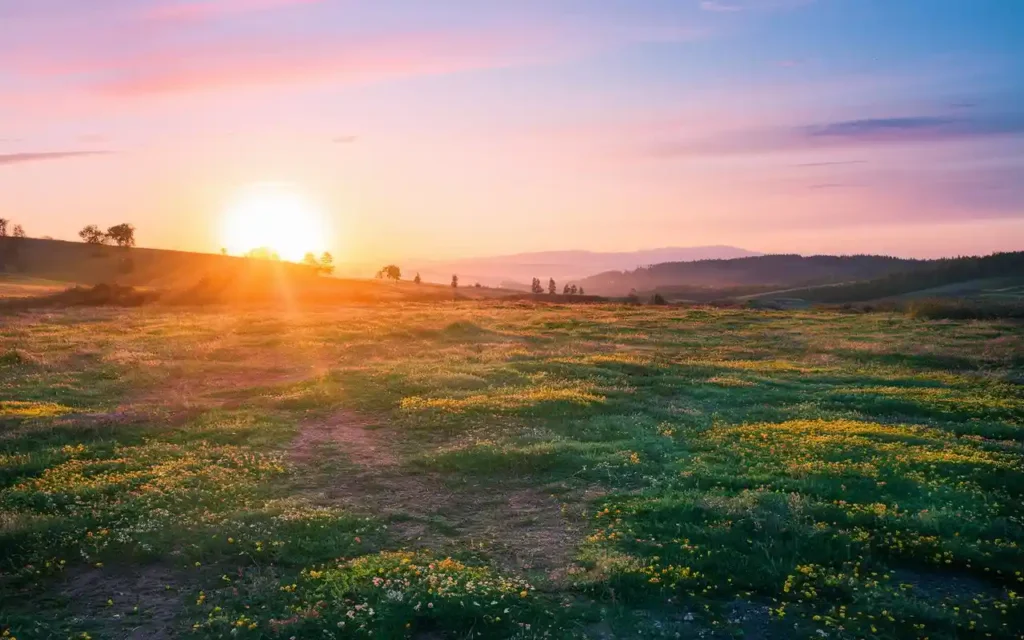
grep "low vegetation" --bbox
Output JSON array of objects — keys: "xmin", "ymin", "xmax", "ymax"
[{"xmin": 1, "ymin": 303, "xmax": 1021, "ymax": 639}]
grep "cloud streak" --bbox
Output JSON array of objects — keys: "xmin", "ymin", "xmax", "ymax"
[
  {"xmin": 142, "ymin": 0, "xmax": 324, "ymax": 23},
  {"xmin": 654, "ymin": 113, "xmax": 1024, "ymax": 157},
  {"xmin": 700, "ymin": 0, "xmax": 815, "ymax": 12},
  {"xmin": 90, "ymin": 29, "xmax": 553, "ymax": 96},
  {"xmin": 794, "ymin": 160, "xmax": 866, "ymax": 167},
  {"xmin": 0, "ymin": 151, "xmax": 111, "ymax": 166}
]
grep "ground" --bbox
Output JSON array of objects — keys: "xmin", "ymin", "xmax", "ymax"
[{"xmin": 1, "ymin": 303, "xmax": 1022, "ymax": 639}]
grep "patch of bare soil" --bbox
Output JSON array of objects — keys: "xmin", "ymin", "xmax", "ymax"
[
  {"xmin": 291, "ymin": 410, "xmax": 396, "ymax": 466},
  {"xmin": 128, "ymin": 365, "xmax": 321, "ymax": 411},
  {"xmin": 290, "ymin": 410, "xmax": 583, "ymax": 585},
  {"xmin": 891, "ymin": 567, "xmax": 1003, "ymax": 601},
  {"xmin": 59, "ymin": 564, "xmax": 190, "ymax": 639}
]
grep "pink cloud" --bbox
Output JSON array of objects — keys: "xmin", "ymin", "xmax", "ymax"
[
  {"xmin": 1, "ymin": 5, "xmax": 703, "ymax": 102},
  {"xmin": 142, "ymin": 0, "xmax": 324, "ymax": 23},
  {"xmin": 93, "ymin": 29, "xmax": 552, "ymax": 96}
]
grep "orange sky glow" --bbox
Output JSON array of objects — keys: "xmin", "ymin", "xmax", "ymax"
[{"xmin": 2, "ymin": 0, "xmax": 1022, "ymax": 264}]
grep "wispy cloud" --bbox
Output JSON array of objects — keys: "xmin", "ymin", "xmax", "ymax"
[
  {"xmin": 3, "ymin": 4, "xmax": 702, "ymax": 100},
  {"xmin": 700, "ymin": 1, "xmax": 742, "ymax": 12},
  {"xmin": 808, "ymin": 182, "xmax": 857, "ymax": 189},
  {"xmin": 91, "ymin": 29, "xmax": 553, "ymax": 96},
  {"xmin": 795, "ymin": 160, "xmax": 866, "ymax": 167},
  {"xmin": 142, "ymin": 0, "xmax": 323, "ymax": 23},
  {"xmin": 804, "ymin": 115, "xmax": 1024, "ymax": 141},
  {"xmin": 654, "ymin": 113, "xmax": 1024, "ymax": 156},
  {"xmin": 0, "ymin": 151, "xmax": 112, "ymax": 166},
  {"xmin": 333, "ymin": 135, "xmax": 357, "ymax": 144},
  {"xmin": 700, "ymin": 0, "xmax": 815, "ymax": 12}
]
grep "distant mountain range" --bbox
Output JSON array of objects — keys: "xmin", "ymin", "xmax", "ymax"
[{"xmin": 406, "ymin": 246, "xmax": 760, "ymax": 288}]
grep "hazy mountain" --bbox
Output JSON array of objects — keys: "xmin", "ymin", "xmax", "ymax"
[
  {"xmin": 575, "ymin": 254, "xmax": 931, "ymax": 297},
  {"xmin": 406, "ymin": 246, "xmax": 759, "ymax": 287}
]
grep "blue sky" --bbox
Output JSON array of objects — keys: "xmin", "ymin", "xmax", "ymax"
[{"xmin": 1, "ymin": 0, "xmax": 1022, "ymax": 260}]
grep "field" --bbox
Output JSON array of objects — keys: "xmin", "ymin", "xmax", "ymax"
[{"xmin": 1, "ymin": 303, "xmax": 1023, "ymax": 639}]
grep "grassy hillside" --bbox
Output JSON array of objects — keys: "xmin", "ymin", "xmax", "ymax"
[
  {"xmin": 0, "ymin": 237, "xmax": 324, "ymax": 288},
  {"xmin": 752, "ymin": 252, "xmax": 1024, "ymax": 304},
  {"xmin": 577, "ymin": 254, "xmax": 925, "ymax": 296},
  {"xmin": 0, "ymin": 237, "xmax": 520, "ymax": 305}
]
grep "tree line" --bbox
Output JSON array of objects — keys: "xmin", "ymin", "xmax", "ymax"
[
  {"xmin": 0, "ymin": 218, "xmax": 29, "ymax": 271},
  {"xmin": 531, "ymin": 277, "xmax": 584, "ymax": 296},
  {"xmin": 0, "ymin": 219, "xmax": 26, "ymax": 239},
  {"xmin": 79, "ymin": 224, "xmax": 136, "ymax": 247}
]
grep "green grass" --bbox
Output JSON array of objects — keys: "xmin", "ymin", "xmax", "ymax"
[{"xmin": 0, "ymin": 304, "xmax": 1022, "ymax": 639}]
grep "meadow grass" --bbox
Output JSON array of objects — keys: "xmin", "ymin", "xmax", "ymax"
[{"xmin": 0, "ymin": 304, "xmax": 1021, "ymax": 639}]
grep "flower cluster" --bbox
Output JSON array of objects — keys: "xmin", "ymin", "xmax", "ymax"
[{"xmin": 192, "ymin": 551, "xmax": 564, "ymax": 638}]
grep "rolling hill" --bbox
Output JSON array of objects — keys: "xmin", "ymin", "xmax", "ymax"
[
  {"xmin": 0, "ymin": 237, "xmax": 520, "ymax": 306},
  {"xmin": 575, "ymin": 254, "xmax": 928, "ymax": 297},
  {"xmin": 750, "ymin": 251, "xmax": 1024, "ymax": 304}
]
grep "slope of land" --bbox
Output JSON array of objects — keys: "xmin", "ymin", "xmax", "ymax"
[
  {"xmin": 576, "ymin": 254, "xmax": 927, "ymax": 296},
  {"xmin": 0, "ymin": 237, "xmax": 522, "ymax": 305},
  {"xmin": 2, "ymin": 304, "xmax": 1022, "ymax": 639},
  {"xmin": 744, "ymin": 252, "xmax": 1024, "ymax": 304}
]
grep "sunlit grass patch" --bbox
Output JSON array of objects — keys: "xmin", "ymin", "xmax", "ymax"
[
  {"xmin": 833, "ymin": 385, "xmax": 1024, "ymax": 421},
  {"xmin": 1, "ymin": 441, "xmax": 289, "ymax": 568},
  {"xmin": 687, "ymin": 358, "xmax": 833, "ymax": 374},
  {"xmin": 191, "ymin": 550, "xmax": 571, "ymax": 638},
  {"xmin": 0, "ymin": 400, "xmax": 75, "ymax": 419},
  {"xmin": 705, "ymin": 375, "xmax": 756, "ymax": 387},
  {"xmin": 400, "ymin": 384, "xmax": 605, "ymax": 414}
]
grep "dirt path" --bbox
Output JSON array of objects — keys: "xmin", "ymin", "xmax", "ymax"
[{"xmin": 289, "ymin": 409, "xmax": 583, "ymax": 584}]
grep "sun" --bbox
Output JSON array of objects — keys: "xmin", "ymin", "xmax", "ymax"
[{"xmin": 221, "ymin": 183, "xmax": 329, "ymax": 262}]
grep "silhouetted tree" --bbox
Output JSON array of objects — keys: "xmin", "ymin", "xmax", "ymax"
[
  {"xmin": 220, "ymin": 247, "xmax": 228, "ymax": 255},
  {"xmin": 451, "ymin": 274, "xmax": 459, "ymax": 289},
  {"xmin": 79, "ymin": 225, "xmax": 107, "ymax": 245},
  {"xmin": 548, "ymin": 278, "xmax": 556, "ymax": 295},
  {"xmin": 474, "ymin": 282, "xmax": 482, "ymax": 288},
  {"xmin": 414, "ymin": 272, "xmax": 421, "ymax": 285},
  {"xmin": 379, "ymin": 264, "xmax": 401, "ymax": 281},
  {"xmin": 0, "ymin": 219, "xmax": 8, "ymax": 237},
  {"xmin": 318, "ymin": 252, "xmax": 335, "ymax": 276},
  {"xmin": 531, "ymin": 277, "xmax": 544, "ymax": 294},
  {"xmin": 563, "ymin": 284, "xmax": 570, "ymax": 295},
  {"xmin": 11, "ymin": 224, "xmax": 24, "ymax": 238},
  {"xmin": 651, "ymin": 293, "xmax": 667, "ymax": 305},
  {"xmin": 578, "ymin": 287, "xmax": 585, "ymax": 295},
  {"xmin": 105, "ymin": 223, "xmax": 136, "ymax": 248},
  {"xmin": 570, "ymin": 284, "xmax": 578, "ymax": 295},
  {"xmin": 303, "ymin": 252, "xmax": 318, "ymax": 268}
]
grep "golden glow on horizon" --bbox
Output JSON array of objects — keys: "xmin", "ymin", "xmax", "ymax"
[{"xmin": 220, "ymin": 183, "xmax": 329, "ymax": 261}]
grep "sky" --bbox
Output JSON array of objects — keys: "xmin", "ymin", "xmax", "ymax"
[{"xmin": 1, "ymin": 0, "xmax": 1023, "ymax": 263}]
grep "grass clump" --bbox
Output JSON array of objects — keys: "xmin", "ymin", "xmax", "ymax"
[{"xmin": 191, "ymin": 551, "xmax": 572, "ymax": 638}]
